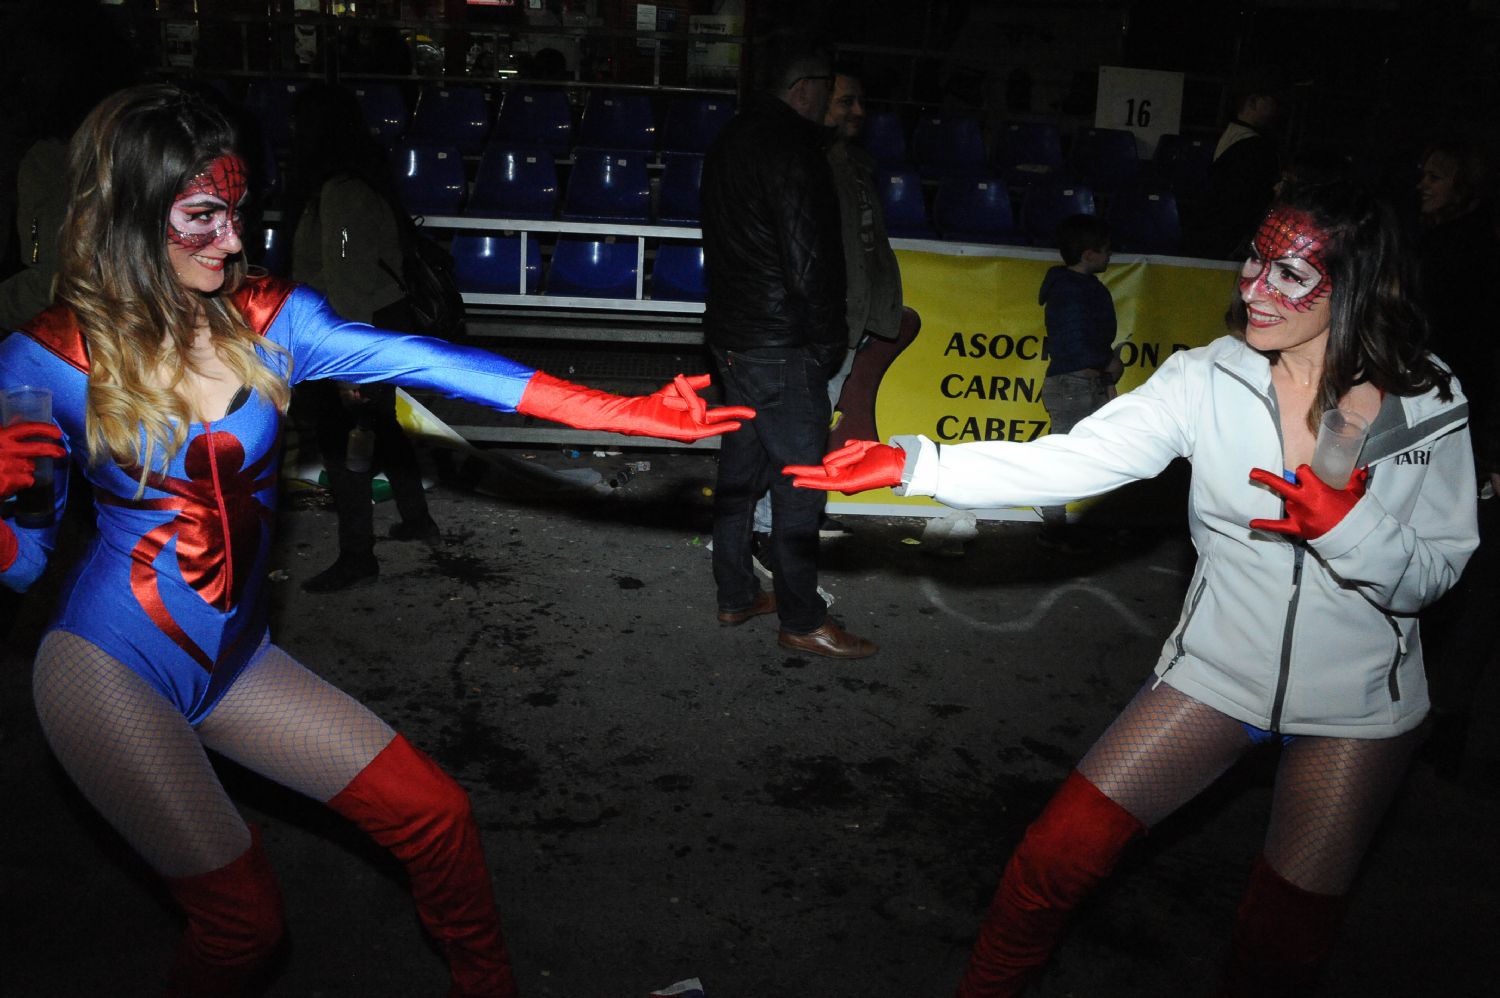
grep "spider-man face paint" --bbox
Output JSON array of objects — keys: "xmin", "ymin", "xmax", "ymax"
[
  {"xmin": 1239, "ymin": 207, "xmax": 1335, "ymax": 357},
  {"xmin": 167, "ymin": 154, "xmax": 248, "ymax": 251},
  {"xmin": 1238, "ymin": 207, "xmax": 1332, "ymax": 312}
]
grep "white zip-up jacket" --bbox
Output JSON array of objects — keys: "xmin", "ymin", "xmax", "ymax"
[{"xmin": 893, "ymin": 335, "xmax": 1477, "ymax": 738}]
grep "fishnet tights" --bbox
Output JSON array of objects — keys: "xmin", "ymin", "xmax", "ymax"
[
  {"xmin": 32, "ymin": 630, "xmax": 395, "ymax": 878},
  {"xmin": 1079, "ymin": 680, "xmax": 1422, "ymax": 895}
]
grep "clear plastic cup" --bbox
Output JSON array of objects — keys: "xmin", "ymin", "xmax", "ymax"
[
  {"xmin": 1, "ymin": 385, "xmax": 55, "ymax": 527},
  {"xmin": 1310, "ymin": 408, "xmax": 1369, "ymax": 488}
]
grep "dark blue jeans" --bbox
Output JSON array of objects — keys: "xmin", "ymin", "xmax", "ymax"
[{"xmin": 711, "ymin": 345, "xmax": 832, "ymax": 633}]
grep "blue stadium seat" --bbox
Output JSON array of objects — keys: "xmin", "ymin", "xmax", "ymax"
[
  {"xmin": 391, "ymin": 144, "xmax": 467, "ymax": 216},
  {"xmin": 451, "ymin": 234, "xmax": 542, "ymax": 293},
  {"xmin": 660, "ymin": 95, "xmax": 734, "ymax": 154},
  {"xmin": 243, "ymin": 78, "xmax": 305, "ymax": 154},
  {"xmin": 1068, "ymin": 127, "xmax": 1139, "ymax": 194},
  {"xmin": 876, "ymin": 168, "xmax": 935, "ymax": 238},
  {"xmin": 910, "ymin": 113, "xmax": 986, "ymax": 180},
  {"xmin": 1020, "ymin": 181, "xmax": 1097, "ymax": 247},
  {"xmin": 492, "ymin": 87, "xmax": 574, "ymax": 157},
  {"xmin": 932, "ymin": 175, "xmax": 1020, "ymax": 244},
  {"xmin": 352, "ymin": 83, "xmax": 409, "ymax": 147},
  {"xmin": 993, "ymin": 121, "xmax": 1064, "ymax": 187},
  {"xmin": 860, "ymin": 109, "xmax": 908, "ymax": 166},
  {"xmin": 546, "ymin": 238, "xmax": 640, "ymax": 298},
  {"xmin": 406, "ymin": 86, "xmax": 490, "ymax": 155},
  {"xmin": 655, "ymin": 153, "xmax": 704, "ymax": 226},
  {"xmin": 1155, "ymin": 133, "xmax": 1214, "ymax": 201},
  {"xmin": 253, "ymin": 226, "xmax": 289, "ymax": 278},
  {"xmin": 652, "ymin": 242, "xmax": 707, "ymax": 302},
  {"xmin": 561, "ymin": 148, "xmax": 652, "ymax": 223},
  {"xmin": 576, "ymin": 90, "xmax": 656, "ymax": 152},
  {"xmin": 468, "ymin": 146, "xmax": 558, "ymax": 219},
  {"xmin": 1108, "ymin": 188, "xmax": 1181, "ymax": 254}
]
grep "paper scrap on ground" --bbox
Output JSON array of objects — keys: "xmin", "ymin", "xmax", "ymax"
[{"xmin": 649, "ymin": 979, "xmax": 704, "ymax": 998}]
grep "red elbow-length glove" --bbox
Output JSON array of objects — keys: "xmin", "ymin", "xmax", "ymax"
[
  {"xmin": 1248, "ymin": 464, "xmax": 1369, "ymax": 540},
  {"xmin": 515, "ymin": 372, "xmax": 753, "ymax": 442},
  {"xmin": 1, "ymin": 421, "xmax": 66, "ymax": 571},
  {"xmin": 783, "ymin": 440, "xmax": 907, "ymax": 495}
]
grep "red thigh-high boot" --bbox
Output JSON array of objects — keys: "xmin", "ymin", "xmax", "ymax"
[
  {"xmin": 163, "ymin": 825, "xmax": 286, "ymax": 997},
  {"xmin": 327, "ymin": 734, "xmax": 516, "ymax": 998},
  {"xmin": 956, "ymin": 770, "xmax": 1145, "ymax": 998},
  {"xmin": 1218, "ymin": 854, "xmax": 1346, "ymax": 998}
]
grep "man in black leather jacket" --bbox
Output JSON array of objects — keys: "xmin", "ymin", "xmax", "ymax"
[{"xmin": 701, "ymin": 36, "xmax": 876, "ymax": 659}]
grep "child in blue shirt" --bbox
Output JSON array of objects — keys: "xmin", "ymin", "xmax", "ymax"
[{"xmin": 1037, "ymin": 214, "xmax": 1119, "ymax": 548}]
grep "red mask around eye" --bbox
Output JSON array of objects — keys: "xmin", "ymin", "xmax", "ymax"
[
  {"xmin": 167, "ymin": 154, "xmax": 249, "ymax": 251},
  {"xmin": 1238, "ymin": 207, "xmax": 1333, "ymax": 312}
]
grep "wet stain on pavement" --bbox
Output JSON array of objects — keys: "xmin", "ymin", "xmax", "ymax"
[
  {"xmin": 524, "ymin": 691, "xmax": 558, "ymax": 707},
  {"xmin": 1020, "ymin": 736, "xmax": 1076, "ymax": 769},
  {"xmin": 928, "ymin": 703, "xmax": 968, "ymax": 718},
  {"xmin": 613, "ymin": 575, "xmax": 644, "ymax": 589}
]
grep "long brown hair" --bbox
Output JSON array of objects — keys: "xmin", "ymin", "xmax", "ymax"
[
  {"xmin": 1227, "ymin": 179, "xmax": 1452, "ymax": 431},
  {"xmin": 54, "ymin": 83, "xmax": 290, "ymax": 486}
]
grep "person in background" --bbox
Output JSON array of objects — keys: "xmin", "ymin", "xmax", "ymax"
[
  {"xmin": 1413, "ymin": 134, "xmax": 1500, "ymax": 779},
  {"xmin": 748, "ymin": 62, "xmax": 905, "ymax": 555},
  {"xmin": 0, "ymin": 83, "xmax": 750, "ymax": 997},
  {"xmin": 1035, "ymin": 213, "xmax": 1118, "ymax": 551},
  {"xmin": 785, "ymin": 179, "xmax": 1475, "ymax": 996},
  {"xmin": 287, "ymin": 81, "xmax": 440, "ymax": 593},
  {"xmin": 701, "ymin": 35, "xmax": 876, "ymax": 659},
  {"xmin": 1193, "ymin": 66, "xmax": 1286, "ymax": 260}
]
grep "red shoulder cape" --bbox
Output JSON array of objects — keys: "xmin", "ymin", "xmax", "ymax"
[{"xmin": 16, "ymin": 274, "xmax": 298, "ymax": 374}]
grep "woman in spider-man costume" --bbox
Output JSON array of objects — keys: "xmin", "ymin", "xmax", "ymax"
[
  {"xmin": 0, "ymin": 83, "xmax": 750, "ymax": 998},
  {"xmin": 785, "ymin": 180, "xmax": 1477, "ymax": 996}
]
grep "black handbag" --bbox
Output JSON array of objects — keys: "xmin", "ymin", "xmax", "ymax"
[{"xmin": 378, "ymin": 215, "xmax": 465, "ymax": 339}]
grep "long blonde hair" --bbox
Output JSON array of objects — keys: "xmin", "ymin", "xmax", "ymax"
[{"xmin": 54, "ymin": 83, "xmax": 290, "ymax": 486}]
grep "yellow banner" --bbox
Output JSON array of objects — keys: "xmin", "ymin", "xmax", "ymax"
[{"xmin": 831, "ymin": 246, "xmax": 1238, "ymax": 516}]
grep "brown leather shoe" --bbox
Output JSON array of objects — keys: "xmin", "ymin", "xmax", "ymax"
[
  {"xmin": 777, "ymin": 620, "xmax": 877, "ymax": 659},
  {"xmin": 717, "ymin": 591, "xmax": 777, "ymax": 626}
]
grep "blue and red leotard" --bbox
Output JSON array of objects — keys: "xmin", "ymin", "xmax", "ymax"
[{"xmin": 0, "ymin": 275, "xmax": 537, "ymax": 723}]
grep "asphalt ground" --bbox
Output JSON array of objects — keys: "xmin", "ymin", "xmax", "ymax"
[{"xmin": 3, "ymin": 445, "xmax": 1498, "ymax": 998}]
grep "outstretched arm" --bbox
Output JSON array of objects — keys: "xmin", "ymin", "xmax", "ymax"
[{"xmin": 516, "ymin": 372, "xmax": 754, "ymax": 442}]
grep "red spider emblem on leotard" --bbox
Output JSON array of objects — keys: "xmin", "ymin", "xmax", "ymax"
[{"xmin": 101, "ymin": 427, "xmax": 277, "ymax": 672}]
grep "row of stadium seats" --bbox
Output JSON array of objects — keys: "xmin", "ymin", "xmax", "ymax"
[
  {"xmin": 258, "ymin": 228, "xmax": 706, "ymax": 303},
  {"xmin": 391, "ymin": 144, "xmax": 703, "ymax": 224},
  {"xmin": 867, "ymin": 113, "xmax": 1216, "ymax": 198},
  {"xmin": 879, "ymin": 172, "xmax": 1184, "ymax": 253},
  {"xmin": 243, "ymin": 79, "xmax": 734, "ymax": 158},
  {"xmin": 385, "ymin": 140, "xmax": 1183, "ymax": 252}
]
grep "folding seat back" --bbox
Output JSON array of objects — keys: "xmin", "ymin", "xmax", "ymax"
[
  {"xmin": 652, "ymin": 243, "xmax": 707, "ymax": 302},
  {"xmin": 933, "ymin": 175, "xmax": 1020, "ymax": 244},
  {"xmin": 352, "ymin": 83, "xmax": 409, "ymax": 147},
  {"xmin": 391, "ymin": 143, "xmax": 467, "ymax": 216},
  {"xmin": 576, "ymin": 89, "xmax": 656, "ymax": 152},
  {"xmin": 660, "ymin": 95, "xmax": 734, "ymax": 154},
  {"xmin": 546, "ymin": 238, "xmax": 640, "ymax": 298},
  {"xmin": 560, "ymin": 148, "xmax": 652, "ymax": 223},
  {"xmin": 468, "ymin": 146, "xmax": 558, "ymax": 219},
  {"xmin": 911, "ymin": 113, "xmax": 986, "ymax": 180},
  {"xmin": 1068, "ymin": 126, "xmax": 1140, "ymax": 193},
  {"xmin": 243, "ymin": 78, "xmax": 305, "ymax": 155},
  {"xmin": 860, "ymin": 109, "xmax": 908, "ymax": 166},
  {"xmin": 994, "ymin": 121, "xmax": 1065, "ymax": 187},
  {"xmin": 1020, "ymin": 181, "xmax": 1097, "ymax": 247},
  {"xmin": 407, "ymin": 86, "xmax": 490, "ymax": 155},
  {"xmin": 876, "ymin": 168, "xmax": 934, "ymax": 238},
  {"xmin": 655, "ymin": 153, "xmax": 704, "ymax": 226},
  {"xmin": 1108, "ymin": 189, "xmax": 1181, "ymax": 254},
  {"xmin": 450, "ymin": 234, "xmax": 542, "ymax": 293},
  {"xmin": 493, "ymin": 87, "xmax": 574, "ymax": 157}
]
